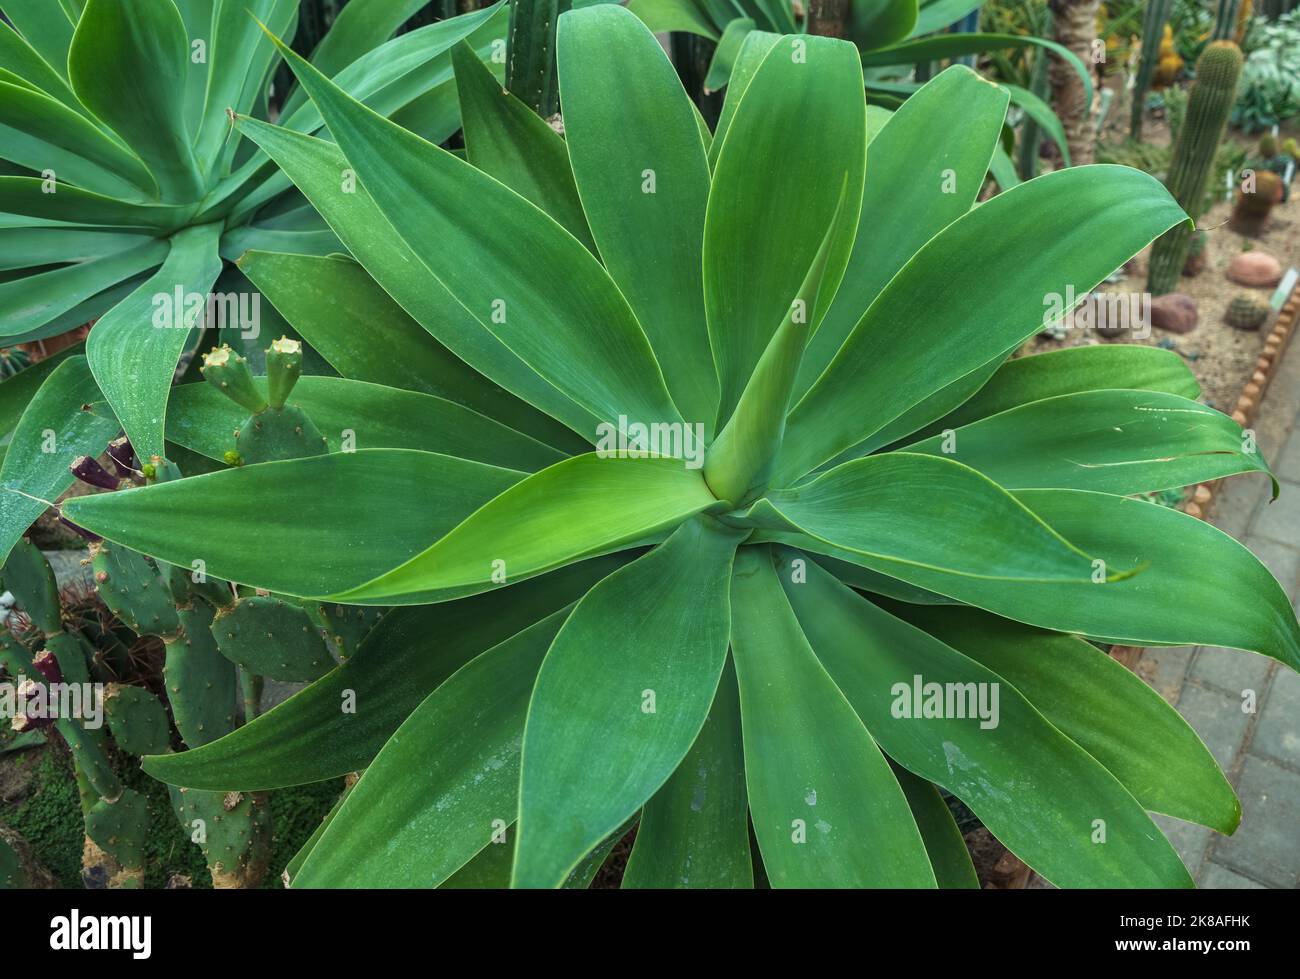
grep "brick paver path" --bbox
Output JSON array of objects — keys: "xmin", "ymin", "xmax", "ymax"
[{"xmin": 1137, "ymin": 337, "xmax": 1300, "ymax": 889}]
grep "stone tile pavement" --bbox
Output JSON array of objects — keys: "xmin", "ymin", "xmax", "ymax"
[{"xmin": 1137, "ymin": 334, "xmax": 1300, "ymax": 889}]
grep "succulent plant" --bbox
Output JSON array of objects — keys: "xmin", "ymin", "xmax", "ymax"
[
  {"xmin": 0, "ymin": 0, "xmax": 510, "ymax": 559},
  {"xmin": 1224, "ymin": 293, "xmax": 1270, "ymax": 331},
  {"xmin": 55, "ymin": 8, "xmax": 1299, "ymax": 890},
  {"xmin": 1230, "ymin": 169, "xmax": 1283, "ymax": 235},
  {"xmin": 1147, "ymin": 40, "xmax": 1244, "ymax": 296},
  {"xmin": 1130, "ymin": 0, "xmax": 1175, "ymax": 140}
]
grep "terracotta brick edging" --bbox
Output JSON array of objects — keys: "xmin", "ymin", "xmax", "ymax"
[{"xmin": 1108, "ymin": 278, "xmax": 1300, "ymax": 669}]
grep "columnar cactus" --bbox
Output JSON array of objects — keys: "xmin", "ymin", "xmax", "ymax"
[
  {"xmin": 1130, "ymin": 0, "xmax": 1175, "ymax": 140},
  {"xmin": 506, "ymin": 0, "xmax": 571, "ymax": 118},
  {"xmin": 1147, "ymin": 41, "xmax": 1244, "ymax": 296}
]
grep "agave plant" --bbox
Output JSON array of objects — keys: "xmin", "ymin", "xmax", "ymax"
[
  {"xmin": 0, "ymin": 0, "xmax": 509, "ymax": 561},
  {"xmin": 60, "ymin": 5, "xmax": 1298, "ymax": 888}
]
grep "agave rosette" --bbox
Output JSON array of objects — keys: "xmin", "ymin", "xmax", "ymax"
[
  {"xmin": 65, "ymin": 6, "xmax": 1298, "ymax": 888},
  {"xmin": 0, "ymin": 0, "xmax": 509, "ymax": 560}
]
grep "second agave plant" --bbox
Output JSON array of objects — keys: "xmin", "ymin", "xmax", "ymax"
[{"xmin": 61, "ymin": 6, "xmax": 1298, "ymax": 888}]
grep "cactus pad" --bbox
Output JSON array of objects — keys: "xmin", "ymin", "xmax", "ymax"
[
  {"xmin": 104, "ymin": 683, "xmax": 172, "ymax": 756},
  {"xmin": 214, "ymin": 596, "xmax": 336, "ymax": 682}
]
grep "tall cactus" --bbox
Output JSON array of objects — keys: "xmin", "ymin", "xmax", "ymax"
[
  {"xmin": 1147, "ymin": 41, "xmax": 1243, "ymax": 296},
  {"xmin": 1130, "ymin": 0, "xmax": 1174, "ymax": 140},
  {"xmin": 1213, "ymin": 0, "xmax": 1242, "ymax": 40},
  {"xmin": 506, "ymin": 0, "xmax": 571, "ymax": 118}
]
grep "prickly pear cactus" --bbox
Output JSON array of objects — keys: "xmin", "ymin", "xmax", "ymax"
[
  {"xmin": 170, "ymin": 786, "xmax": 272, "ymax": 890},
  {"xmin": 201, "ymin": 340, "xmax": 328, "ymax": 464},
  {"xmin": 1225, "ymin": 294, "xmax": 1270, "ymax": 330},
  {"xmin": 213, "ymin": 595, "xmax": 336, "ymax": 682}
]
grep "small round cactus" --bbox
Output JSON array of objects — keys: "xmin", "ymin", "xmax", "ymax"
[{"xmin": 1225, "ymin": 294, "xmax": 1270, "ymax": 331}]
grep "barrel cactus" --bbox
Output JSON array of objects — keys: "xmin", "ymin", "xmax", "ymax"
[
  {"xmin": 58, "ymin": 8, "xmax": 1297, "ymax": 889},
  {"xmin": 1225, "ymin": 294, "xmax": 1270, "ymax": 331},
  {"xmin": 1147, "ymin": 41, "xmax": 1244, "ymax": 295},
  {"xmin": 1230, "ymin": 169, "xmax": 1283, "ymax": 235}
]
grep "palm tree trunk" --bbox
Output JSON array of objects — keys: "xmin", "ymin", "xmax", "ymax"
[{"xmin": 1048, "ymin": 0, "xmax": 1100, "ymax": 167}]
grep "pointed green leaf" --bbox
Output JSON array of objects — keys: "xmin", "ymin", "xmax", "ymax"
[
  {"xmin": 294, "ymin": 609, "xmax": 569, "ymax": 888},
  {"xmin": 335, "ymin": 455, "xmax": 721, "ymax": 605},
  {"xmin": 234, "ymin": 250, "xmax": 584, "ymax": 453},
  {"xmin": 777, "ymin": 165, "xmax": 1188, "ymax": 483},
  {"xmin": 453, "ymin": 41, "xmax": 594, "ymax": 250},
  {"xmin": 781, "ymin": 554, "xmax": 1193, "ymax": 888},
  {"xmin": 64, "ymin": 449, "xmax": 524, "ymax": 598},
  {"xmin": 86, "ymin": 223, "xmax": 223, "ymax": 460},
  {"xmin": 513, "ymin": 517, "xmax": 744, "ymax": 887},
  {"xmin": 708, "ymin": 29, "xmax": 780, "ymax": 168},
  {"xmin": 266, "ymin": 31, "xmax": 683, "ymax": 442},
  {"xmin": 0, "ymin": 238, "xmax": 168, "ymax": 341},
  {"xmin": 69, "ymin": 0, "xmax": 205, "ymax": 201},
  {"xmin": 2, "ymin": 0, "xmax": 75, "ymax": 79},
  {"xmin": 905, "ymin": 390, "xmax": 1273, "ymax": 496},
  {"xmin": 795, "ymin": 65, "xmax": 1007, "ymax": 399},
  {"xmin": 729, "ymin": 546, "xmax": 936, "ymax": 887},
  {"xmin": 558, "ymin": 4, "xmax": 719, "ymax": 432},
  {"xmin": 621, "ymin": 658, "xmax": 753, "ymax": 889},
  {"xmin": 0, "ymin": 356, "xmax": 119, "ymax": 564},
  {"xmin": 233, "ymin": 121, "xmax": 597, "ymax": 442},
  {"xmin": 900, "ymin": 604, "xmax": 1240, "ymax": 833},
  {"xmin": 703, "ymin": 18, "xmax": 755, "ymax": 92},
  {"xmin": 705, "ymin": 33, "xmax": 865, "ymax": 426},
  {"xmin": 890, "ymin": 765, "xmax": 978, "ymax": 889}
]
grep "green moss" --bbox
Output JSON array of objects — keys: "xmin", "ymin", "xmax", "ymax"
[{"xmin": 5, "ymin": 745, "xmax": 344, "ymax": 888}]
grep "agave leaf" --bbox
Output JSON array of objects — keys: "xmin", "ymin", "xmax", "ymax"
[
  {"xmin": 903, "ymin": 390, "xmax": 1274, "ymax": 496},
  {"xmin": 703, "ymin": 17, "xmax": 755, "ymax": 93},
  {"xmin": 333, "ymin": 455, "xmax": 722, "ymax": 605},
  {"xmin": 293, "ymin": 609, "xmax": 569, "ymax": 888},
  {"xmin": 300, "ymin": 0, "xmax": 435, "ymax": 80},
  {"xmin": 69, "ymin": 0, "xmax": 206, "ymax": 201},
  {"xmin": 908, "ymin": 0, "xmax": 985, "ymax": 37},
  {"xmin": 899, "ymin": 604, "xmax": 1240, "ymax": 834},
  {"xmin": 845, "ymin": 0, "xmax": 919, "ymax": 51},
  {"xmin": 913, "ymin": 344, "xmax": 1202, "ymax": 441},
  {"xmin": 745, "ymin": 452, "xmax": 1105, "ymax": 596},
  {"xmin": 625, "ymin": 0, "xmax": 721, "ymax": 39},
  {"xmin": 0, "ymin": 79, "xmax": 158, "ymax": 198},
  {"xmin": 1012, "ymin": 490, "xmax": 1300, "ymax": 669},
  {"xmin": 0, "ymin": 228, "xmax": 155, "ymax": 272},
  {"xmin": 705, "ymin": 32, "xmax": 865, "ymax": 427},
  {"xmin": 235, "ymin": 250, "xmax": 584, "ymax": 453},
  {"xmin": 708, "ymin": 29, "xmax": 780, "ymax": 168},
  {"xmin": 64, "ymin": 449, "xmax": 525, "ymax": 598},
  {"xmin": 0, "ymin": 21, "xmax": 83, "ymax": 115},
  {"xmin": 781, "ymin": 553, "xmax": 1193, "ymax": 888},
  {"xmin": 621, "ymin": 658, "xmax": 753, "ymax": 889},
  {"xmin": 796, "ymin": 65, "xmax": 1007, "ymax": 398},
  {"xmin": 142, "ymin": 557, "xmax": 625, "ymax": 791},
  {"xmin": 890, "ymin": 765, "xmax": 978, "ymax": 889},
  {"xmin": 166, "ymin": 376, "xmax": 565, "ymax": 472},
  {"xmin": 231, "ymin": 118, "xmax": 600, "ymax": 442},
  {"xmin": 558, "ymin": 4, "xmax": 719, "ymax": 432},
  {"xmin": 2, "ymin": 0, "xmax": 76, "ymax": 80},
  {"xmin": 0, "ymin": 341, "xmax": 82, "ymax": 443},
  {"xmin": 218, "ymin": 223, "xmax": 341, "ymax": 259},
  {"xmin": 86, "ymin": 222, "xmax": 224, "ymax": 460},
  {"xmin": 729, "ymin": 546, "xmax": 936, "ymax": 887},
  {"xmin": 0, "ymin": 176, "xmax": 192, "ymax": 229},
  {"xmin": 193, "ymin": 0, "xmax": 297, "ymax": 177},
  {"xmin": 0, "ymin": 356, "xmax": 119, "ymax": 564},
  {"xmin": 513, "ymin": 517, "xmax": 745, "ymax": 887},
  {"xmin": 453, "ymin": 41, "xmax": 594, "ymax": 250},
  {"xmin": 266, "ymin": 30, "xmax": 683, "ymax": 440},
  {"xmin": 0, "ymin": 238, "xmax": 168, "ymax": 342},
  {"xmin": 777, "ymin": 165, "xmax": 1188, "ymax": 484}
]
